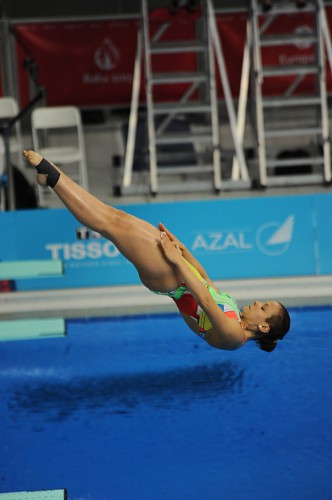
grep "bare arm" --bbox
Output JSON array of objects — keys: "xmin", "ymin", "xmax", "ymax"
[
  {"xmin": 158, "ymin": 223, "xmax": 216, "ymax": 288},
  {"xmin": 160, "ymin": 231, "xmax": 245, "ymax": 350}
]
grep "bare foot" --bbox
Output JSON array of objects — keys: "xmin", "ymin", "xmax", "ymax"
[
  {"xmin": 23, "ymin": 149, "xmax": 48, "ymax": 186},
  {"xmin": 23, "ymin": 149, "xmax": 43, "ymax": 166}
]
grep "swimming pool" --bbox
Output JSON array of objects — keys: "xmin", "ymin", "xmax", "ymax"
[{"xmin": 1, "ymin": 306, "xmax": 332, "ymax": 500}]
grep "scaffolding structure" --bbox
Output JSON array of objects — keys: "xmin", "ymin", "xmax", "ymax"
[
  {"xmin": 250, "ymin": 0, "xmax": 332, "ymax": 186},
  {"xmin": 121, "ymin": 0, "xmax": 249, "ymax": 195}
]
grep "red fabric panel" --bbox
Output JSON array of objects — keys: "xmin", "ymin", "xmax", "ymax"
[{"xmin": 15, "ymin": 20, "xmax": 141, "ymax": 107}]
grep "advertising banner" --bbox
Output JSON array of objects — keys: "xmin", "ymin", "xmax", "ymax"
[
  {"xmin": 0, "ymin": 193, "xmax": 327, "ymax": 291},
  {"xmin": 15, "ymin": 19, "xmax": 141, "ymax": 108},
  {"xmin": 314, "ymin": 194, "xmax": 332, "ymax": 274}
]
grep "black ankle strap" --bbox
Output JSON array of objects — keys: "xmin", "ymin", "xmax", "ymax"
[{"xmin": 36, "ymin": 158, "xmax": 60, "ymax": 188}]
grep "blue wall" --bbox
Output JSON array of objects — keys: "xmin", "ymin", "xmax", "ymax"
[{"xmin": 0, "ymin": 193, "xmax": 331, "ymax": 290}]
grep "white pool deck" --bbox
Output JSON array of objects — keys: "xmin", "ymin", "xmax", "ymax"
[{"xmin": 1, "ymin": 275, "xmax": 332, "ymax": 321}]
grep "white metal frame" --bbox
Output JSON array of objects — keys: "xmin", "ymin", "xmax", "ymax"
[
  {"xmin": 251, "ymin": 0, "xmax": 267, "ymax": 186},
  {"xmin": 207, "ymin": 0, "xmax": 249, "ymax": 181},
  {"xmin": 123, "ymin": 0, "xmax": 249, "ymax": 194},
  {"xmin": 319, "ymin": 0, "xmax": 332, "ymax": 182},
  {"xmin": 123, "ymin": 29, "xmax": 143, "ymax": 188},
  {"xmin": 231, "ymin": 18, "xmax": 251, "ymax": 181},
  {"xmin": 141, "ymin": 0, "xmax": 158, "ymax": 193},
  {"xmin": 251, "ymin": 0, "xmax": 332, "ymax": 186}
]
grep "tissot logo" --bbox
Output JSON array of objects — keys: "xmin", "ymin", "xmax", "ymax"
[
  {"xmin": 44, "ymin": 226, "xmax": 120, "ymax": 261},
  {"xmin": 256, "ymin": 215, "xmax": 295, "ymax": 256}
]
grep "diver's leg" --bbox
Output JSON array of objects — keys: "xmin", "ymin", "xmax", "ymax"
[
  {"xmin": 23, "ymin": 150, "xmax": 154, "ymax": 235},
  {"xmin": 23, "ymin": 150, "xmax": 181, "ymax": 291}
]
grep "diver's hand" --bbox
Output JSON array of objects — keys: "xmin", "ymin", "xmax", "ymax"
[
  {"xmin": 158, "ymin": 223, "xmax": 186, "ymax": 252},
  {"xmin": 160, "ymin": 230, "xmax": 182, "ymax": 265}
]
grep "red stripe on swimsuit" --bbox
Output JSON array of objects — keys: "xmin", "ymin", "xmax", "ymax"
[{"xmin": 174, "ymin": 292, "xmax": 240, "ymax": 322}]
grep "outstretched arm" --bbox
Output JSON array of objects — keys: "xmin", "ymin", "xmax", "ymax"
[{"xmin": 160, "ymin": 231, "xmax": 244, "ymax": 350}]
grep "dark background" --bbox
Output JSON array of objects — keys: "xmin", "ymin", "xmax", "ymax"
[{"xmin": 1, "ymin": 0, "xmax": 248, "ymax": 19}]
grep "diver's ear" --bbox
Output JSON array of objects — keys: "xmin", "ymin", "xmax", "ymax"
[{"xmin": 259, "ymin": 323, "xmax": 270, "ymax": 334}]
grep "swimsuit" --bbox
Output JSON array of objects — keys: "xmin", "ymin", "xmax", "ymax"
[{"xmin": 153, "ymin": 258, "xmax": 246, "ymax": 342}]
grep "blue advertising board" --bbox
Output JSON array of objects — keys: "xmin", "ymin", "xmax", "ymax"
[
  {"xmin": 314, "ymin": 194, "xmax": 332, "ymax": 274},
  {"xmin": 0, "ymin": 193, "xmax": 329, "ymax": 291}
]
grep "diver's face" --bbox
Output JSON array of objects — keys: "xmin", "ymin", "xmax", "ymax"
[{"xmin": 241, "ymin": 300, "xmax": 280, "ymax": 328}]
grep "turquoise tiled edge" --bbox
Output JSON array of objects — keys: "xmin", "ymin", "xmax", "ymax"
[
  {"xmin": 0, "ymin": 260, "xmax": 63, "ymax": 280},
  {"xmin": 0, "ymin": 318, "xmax": 66, "ymax": 341},
  {"xmin": 0, "ymin": 490, "xmax": 66, "ymax": 500}
]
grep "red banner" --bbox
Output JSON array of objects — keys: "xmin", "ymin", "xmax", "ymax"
[
  {"xmin": 12, "ymin": 7, "xmax": 332, "ymax": 107},
  {"xmin": 15, "ymin": 19, "xmax": 140, "ymax": 107},
  {"xmin": 217, "ymin": 9, "xmax": 332, "ymax": 97},
  {"xmin": 256, "ymin": 10, "xmax": 324, "ymax": 95}
]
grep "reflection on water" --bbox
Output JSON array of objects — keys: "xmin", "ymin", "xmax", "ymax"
[{"xmin": 9, "ymin": 361, "xmax": 245, "ymax": 421}]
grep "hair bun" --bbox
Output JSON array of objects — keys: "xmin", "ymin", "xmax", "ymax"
[{"xmin": 256, "ymin": 338, "xmax": 278, "ymax": 353}]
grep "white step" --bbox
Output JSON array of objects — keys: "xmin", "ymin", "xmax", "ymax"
[
  {"xmin": 263, "ymin": 65, "xmax": 318, "ymax": 77},
  {"xmin": 266, "ymin": 173, "xmax": 324, "ymax": 186},
  {"xmin": 155, "ymin": 132, "xmax": 213, "ymax": 145},
  {"xmin": 257, "ymin": 4, "xmax": 316, "ymax": 16},
  {"xmin": 260, "ymin": 34, "xmax": 317, "ymax": 47},
  {"xmin": 157, "ymin": 165, "xmax": 214, "ymax": 175},
  {"xmin": 263, "ymin": 96, "xmax": 321, "ymax": 108},
  {"xmin": 265, "ymin": 126, "xmax": 322, "ymax": 138},
  {"xmin": 266, "ymin": 156, "xmax": 324, "ymax": 168},
  {"xmin": 150, "ymin": 41, "xmax": 206, "ymax": 54},
  {"xmin": 153, "ymin": 102, "xmax": 211, "ymax": 114},
  {"xmin": 151, "ymin": 72, "xmax": 207, "ymax": 84}
]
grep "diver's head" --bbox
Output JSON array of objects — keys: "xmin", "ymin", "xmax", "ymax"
[{"xmin": 241, "ymin": 300, "xmax": 291, "ymax": 352}]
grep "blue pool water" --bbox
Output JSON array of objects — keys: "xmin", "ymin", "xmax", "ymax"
[{"xmin": 0, "ymin": 307, "xmax": 332, "ymax": 500}]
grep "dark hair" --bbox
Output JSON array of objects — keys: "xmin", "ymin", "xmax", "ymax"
[{"xmin": 256, "ymin": 303, "xmax": 291, "ymax": 353}]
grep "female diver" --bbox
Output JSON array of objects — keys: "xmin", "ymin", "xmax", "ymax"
[{"xmin": 23, "ymin": 149, "xmax": 290, "ymax": 353}]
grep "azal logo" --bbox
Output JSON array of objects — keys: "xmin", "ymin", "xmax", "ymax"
[{"xmin": 256, "ymin": 215, "xmax": 295, "ymax": 256}]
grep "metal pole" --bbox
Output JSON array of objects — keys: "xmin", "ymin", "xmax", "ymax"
[
  {"xmin": 319, "ymin": 0, "xmax": 332, "ymax": 75},
  {"xmin": 142, "ymin": 0, "xmax": 159, "ymax": 194},
  {"xmin": 123, "ymin": 29, "xmax": 143, "ymax": 188},
  {"xmin": 207, "ymin": 0, "xmax": 249, "ymax": 181},
  {"xmin": 232, "ymin": 19, "xmax": 251, "ymax": 181},
  {"xmin": 2, "ymin": 123, "xmax": 16, "ymax": 210},
  {"xmin": 251, "ymin": 0, "xmax": 263, "ymax": 85},
  {"xmin": 0, "ymin": 18, "xmax": 17, "ymax": 98},
  {"xmin": 318, "ymin": 2, "xmax": 332, "ymax": 183},
  {"xmin": 251, "ymin": 0, "xmax": 267, "ymax": 186}
]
